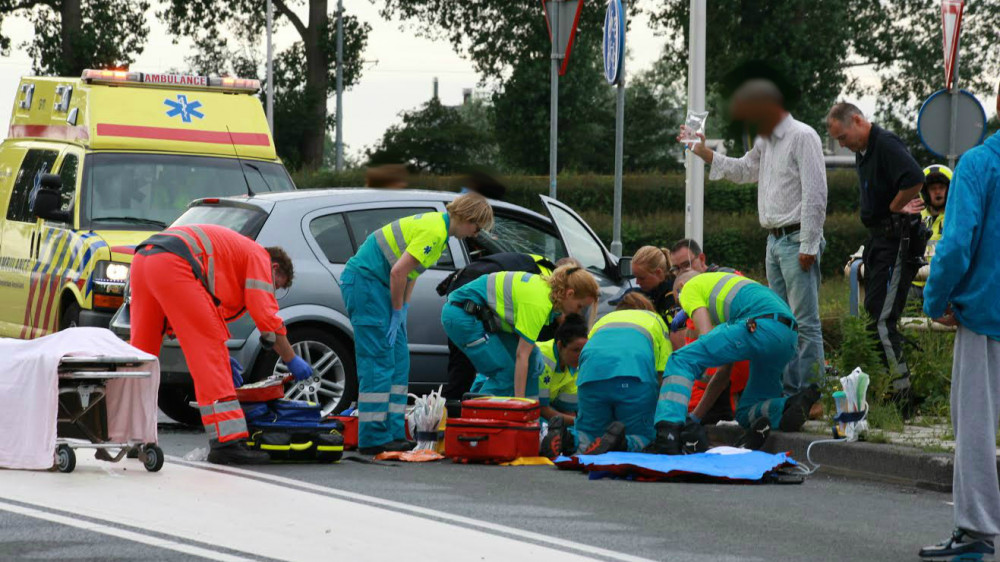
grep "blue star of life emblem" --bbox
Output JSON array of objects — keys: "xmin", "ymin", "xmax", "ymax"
[
  {"xmin": 543, "ymin": 375, "xmax": 551, "ymax": 385},
  {"xmin": 164, "ymin": 95, "xmax": 204, "ymax": 123},
  {"xmin": 423, "ymin": 245, "xmax": 432, "ymax": 254}
]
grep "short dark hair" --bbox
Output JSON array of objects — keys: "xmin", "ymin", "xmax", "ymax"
[
  {"xmin": 555, "ymin": 313, "xmax": 588, "ymax": 347},
  {"xmin": 670, "ymin": 238, "xmax": 702, "ymax": 256},
  {"xmin": 827, "ymin": 102, "xmax": 864, "ymax": 125},
  {"xmin": 267, "ymin": 246, "xmax": 294, "ymax": 287}
]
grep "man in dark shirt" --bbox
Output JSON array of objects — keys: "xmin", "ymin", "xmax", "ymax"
[{"xmin": 827, "ymin": 102, "xmax": 927, "ymax": 413}]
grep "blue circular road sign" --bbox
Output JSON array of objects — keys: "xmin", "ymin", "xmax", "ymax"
[
  {"xmin": 603, "ymin": 0, "xmax": 625, "ymax": 85},
  {"xmin": 917, "ymin": 89, "xmax": 987, "ymax": 159}
]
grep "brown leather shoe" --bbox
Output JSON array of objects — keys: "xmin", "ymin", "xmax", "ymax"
[{"xmin": 808, "ymin": 401, "xmax": 824, "ymax": 420}]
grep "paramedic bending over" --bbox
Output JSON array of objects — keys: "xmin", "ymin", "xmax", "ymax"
[
  {"xmin": 441, "ymin": 265, "xmax": 600, "ymax": 400},
  {"xmin": 342, "ymin": 192, "xmax": 494, "ymax": 455}
]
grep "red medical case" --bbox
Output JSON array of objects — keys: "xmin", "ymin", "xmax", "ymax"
[
  {"xmin": 326, "ymin": 415, "xmax": 358, "ymax": 450},
  {"xmin": 445, "ymin": 418, "xmax": 540, "ymax": 462},
  {"xmin": 460, "ymin": 397, "xmax": 540, "ymax": 422}
]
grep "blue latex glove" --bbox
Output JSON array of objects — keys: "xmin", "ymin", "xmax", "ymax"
[
  {"xmin": 669, "ymin": 310, "xmax": 689, "ymax": 333},
  {"xmin": 400, "ymin": 302, "xmax": 409, "ymax": 325},
  {"xmin": 230, "ymin": 357, "xmax": 244, "ymax": 388},
  {"xmin": 286, "ymin": 356, "xmax": 313, "ymax": 381},
  {"xmin": 386, "ymin": 308, "xmax": 404, "ymax": 347}
]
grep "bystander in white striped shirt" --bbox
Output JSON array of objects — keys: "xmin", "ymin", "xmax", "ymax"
[{"xmin": 709, "ymin": 114, "xmax": 828, "ymax": 255}]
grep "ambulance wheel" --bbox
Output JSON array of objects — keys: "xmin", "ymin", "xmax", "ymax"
[
  {"xmin": 60, "ymin": 302, "xmax": 81, "ymax": 330},
  {"xmin": 250, "ymin": 326, "xmax": 356, "ymax": 417},
  {"xmin": 56, "ymin": 445, "xmax": 76, "ymax": 473},
  {"xmin": 142, "ymin": 444, "xmax": 164, "ymax": 472},
  {"xmin": 157, "ymin": 385, "xmax": 202, "ymax": 427}
]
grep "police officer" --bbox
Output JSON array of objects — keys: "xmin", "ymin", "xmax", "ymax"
[
  {"xmin": 912, "ymin": 165, "xmax": 951, "ymax": 297},
  {"xmin": 342, "ymin": 193, "xmax": 494, "ymax": 455},
  {"xmin": 646, "ymin": 271, "xmax": 820, "ymax": 455},
  {"xmin": 827, "ymin": 102, "xmax": 927, "ymax": 411},
  {"xmin": 436, "ymin": 252, "xmax": 555, "ymax": 401}
]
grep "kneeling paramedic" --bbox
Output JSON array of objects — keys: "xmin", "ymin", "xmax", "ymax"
[
  {"xmin": 647, "ymin": 272, "xmax": 821, "ymax": 455},
  {"xmin": 130, "ymin": 224, "xmax": 312, "ymax": 465},
  {"xmin": 542, "ymin": 293, "xmax": 671, "ymax": 458},
  {"xmin": 343, "ymin": 193, "xmax": 494, "ymax": 455},
  {"xmin": 441, "ymin": 265, "xmax": 599, "ymax": 400},
  {"xmin": 537, "ymin": 313, "xmax": 589, "ymax": 426}
]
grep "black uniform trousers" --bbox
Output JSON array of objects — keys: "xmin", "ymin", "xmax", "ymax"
[{"xmin": 863, "ymin": 233, "xmax": 919, "ymax": 389}]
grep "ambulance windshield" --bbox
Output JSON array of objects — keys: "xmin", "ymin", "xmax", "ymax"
[{"xmin": 81, "ymin": 153, "xmax": 294, "ymax": 230}]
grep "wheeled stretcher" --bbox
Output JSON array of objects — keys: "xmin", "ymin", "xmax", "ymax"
[{"xmin": 55, "ymin": 355, "xmax": 163, "ymax": 473}]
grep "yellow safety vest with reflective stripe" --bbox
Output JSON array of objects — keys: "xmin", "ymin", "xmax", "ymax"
[
  {"xmin": 578, "ymin": 309, "xmax": 672, "ymax": 386},
  {"xmin": 485, "ymin": 271, "xmax": 554, "ymax": 342},
  {"xmin": 914, "ymin": 209, "xmax": 944, "ymax": 288},
  {"xmin": 528, "ymin": 254, "xmax": 554, "ymax": 277},
  {"xmin": 373, "ymin": 212, "xmax": 449, "ymax": 280},
  {"xmin": 678, "ymin": 272, "xmax": 754, "ymax": 325},
  {"xmin": 536, "ymin": 339, "xmax": 578, "ymax": 411}
]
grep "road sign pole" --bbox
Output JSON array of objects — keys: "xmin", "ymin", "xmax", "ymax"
[
  {"xmin": 549, "ymin": 1, "xmax": 560, "ymax": 199},
  {"xmin": 266, "ymin": 0, "xmax": 274, "ymax": 133},
  {"xmin": 947, "ymin": 34, "xmax": 960, "ymax": 169},
  {"xmin": 610, "ymin": 11, "xmax": 625, "ymax": 258},
  {"xmin": 684, "ymin": 0, "xmax": 706, "ymax": 246},
  {"xmin": 335, "ymin": 0, "xmax": 345, "ymax": 172}
]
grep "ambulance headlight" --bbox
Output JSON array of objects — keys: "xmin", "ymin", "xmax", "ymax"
[
  {"xmin": 93, "ymin": 261, "xmax": 131, "ymax": 295},
  {"xmin": 104, "ymin": 263, "xmax": 130, "ymax": 281}
]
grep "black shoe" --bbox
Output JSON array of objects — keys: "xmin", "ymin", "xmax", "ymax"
[
  {"xmin": 207, "ymin": 439, "xmax": 271, "ymax": 465},
  {"xmin": 735, "ymin": 416, "xmax": 771, "ymax": 450},
  {"xmin": 540, "ymin": 416, "xmax": 574, "ymax": 459},
  {"xmin": 359, "ymin": 439, "xmax": 416, "ymax": 456},
  {"xmin": 680, "ymin": 419, "xmax": 710, "ymax": 454},
  {"xmin": 581, "ymin": 421, "xmax": 625, "ymax": 455},
  {"xmin": 889, "ymin": 383, "xmax": 918, "ymax": 420},
  {"xmin": 643, "ymin": 421, "xmax": 683, "ymax": 455},
  {"xmin": 919, "ymin": 528, "xmax": 995, "ymax": 560},
  {"xmin": 780, "ymin": 385, "xmax": 821, "ymax": 432}
]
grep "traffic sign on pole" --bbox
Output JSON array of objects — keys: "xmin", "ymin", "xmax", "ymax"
[
  {"xmin": 917, "ymin": 88, "xmax": 986, "ymax": 159},
  {"xmin": 542, "ymin": 0, "xmax": 585, "ymax": 76},
  {"xmin": 942, "ymin": 0, "xmax": 964, "ymax": 90},
  {"xmin": 603, "ymin": 0, "xmax": 625, "ymax": 85}
]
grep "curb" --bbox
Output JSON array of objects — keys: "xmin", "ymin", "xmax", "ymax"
[{"xmin": 706, "ymin": 424, "xmax": 966, "ymax": 492}]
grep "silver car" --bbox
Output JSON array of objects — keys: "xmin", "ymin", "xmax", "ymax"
[{"xmin": 146, "ymin": 188, "xmax": 633, "ymax": 426}]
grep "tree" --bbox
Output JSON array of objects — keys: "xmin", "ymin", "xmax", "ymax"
[
  {"xmin": 0, "ymin": 0, "xmax": 149, "ymax": 76},
  {"xmin": 162, "ymin": 0, "xmax": 370, "ymax": 170},
  {"xmin": 366, "ymin": 97, "xmax": 495, "ymax": 174}
]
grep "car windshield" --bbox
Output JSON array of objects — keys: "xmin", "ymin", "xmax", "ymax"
[{"xmin": 82, "ymin": 153, "xmax": 294, "ymax": 230}]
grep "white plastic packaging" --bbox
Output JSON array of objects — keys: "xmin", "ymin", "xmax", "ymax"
[{"xmin": 679, "ymin": 110, "xmax": 709, "ymax": 147}]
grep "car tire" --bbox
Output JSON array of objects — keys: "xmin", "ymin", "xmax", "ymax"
[
  {"xmin": 157, "ymin": 384, "xmax": 202, "ymax": 427},
  {"xmin": 250, "ymin": 326, "xmax": 357, "ymax": 416},
  {"xmin": 60, "ymin": 302, "xmax": 81, "ymax": 330}
]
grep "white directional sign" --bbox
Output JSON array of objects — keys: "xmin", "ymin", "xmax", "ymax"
[{"xmin": 941, "ymin": 0, "xmax": 964, "ymax": 90}]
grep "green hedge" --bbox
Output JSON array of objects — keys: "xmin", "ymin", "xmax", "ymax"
[{"xmin": 294, "ymin": 170, "xmax": 863, "ymax": 215}]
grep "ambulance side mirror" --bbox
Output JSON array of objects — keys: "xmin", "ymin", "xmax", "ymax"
[
  {"xmin": 617, "ymin": 256, "xmax": 634, "ymax": 280},
  {"xmin": 31, "ymin": 174, "xmax": 70, "ymax": 223}
]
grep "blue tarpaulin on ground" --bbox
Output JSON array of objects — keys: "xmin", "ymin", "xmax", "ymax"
[{"xmin": 554, "ymin": 449, "xmax": 796, "ymax": 482}]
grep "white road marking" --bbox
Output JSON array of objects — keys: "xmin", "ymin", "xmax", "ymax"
[
  {"xmin": 0, "ymin": 455, "xmax": 597, "ymax": 561},
  {"xmin": 0, "ymin": 500, "xmax": 252, "ymax": 562},
  {"xmin": 171, "ymin": 456, "xmax": 659, "ymax": 562}
]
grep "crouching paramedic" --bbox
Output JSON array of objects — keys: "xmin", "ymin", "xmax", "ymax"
[
  {"xmin": 542, "ymin": 293, "xmax": 671, "ymax": 458},
  {"xmin": 130, "ymin": 224, "xmax": 312, "ymax": 465},
  {"xmin": 343, "ymin": 193, "xmax": 494, "ymax": 455},
  {"xmin": 537, "ymin": 313, "xmax": 589, "ymax": 425},
  {"xmin": 646, "ymin": 272, "xmax": 821, "ymax": 455},
  {"xmin": 442, "ymin": 265, "xmax": 598, "ymax": 399}
]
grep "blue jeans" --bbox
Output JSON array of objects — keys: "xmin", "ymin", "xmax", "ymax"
[{"xmin": 766, "ymin": 230, "xmax": 825, "ymax": 394}]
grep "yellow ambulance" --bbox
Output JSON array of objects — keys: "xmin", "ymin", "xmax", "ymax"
[{"xmin": 0, "ymin": 69, "xmax": 294, "ymax": 338}]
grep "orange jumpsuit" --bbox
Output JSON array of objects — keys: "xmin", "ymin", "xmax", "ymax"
[{"xmin": 130, "ymin": 225, "xmax": 286, "ymax": 443}]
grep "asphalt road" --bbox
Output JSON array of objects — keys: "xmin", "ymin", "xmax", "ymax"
[{"xmin": 0, "ymin": 424, "xmax": 955, "ymax": 562}]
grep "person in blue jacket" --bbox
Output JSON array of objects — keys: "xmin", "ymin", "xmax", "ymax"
[
  {"xmin": 342, "ymin": 193, "xmax": 494, "ymax": 455},
  {"xmin": 918, "ymin": 87, "xmax": 1000, "ymax": 562}
]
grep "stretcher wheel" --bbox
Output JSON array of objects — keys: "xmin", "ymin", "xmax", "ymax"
[
  {"xmin": 142, "ymin": 444, "xmax": 164, "ymax": 472},
  {"xmin": 56, "ymin": 444, "xmax": 76, "ymax": 473}
]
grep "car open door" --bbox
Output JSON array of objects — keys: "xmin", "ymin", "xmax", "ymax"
[{"xmin": 539, "ymin": 195, "xmax": 631, "ymax": 312}]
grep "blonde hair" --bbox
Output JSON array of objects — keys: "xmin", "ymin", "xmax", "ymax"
[
  {"xmin": 546, "ymin": 264, "xmax": 600, "ymax": 307},
  {"xmin": 633, "ymin": 245, "xmax": 668, "ymax": 274},
  {"xmin": 615, "ymin": 291, "xmax": 655, "ymax": 312},
  {"xmin": 555, "ymin": 256, "xmax": 582, "ymax": 268},
  {"xmin": 447, "ymin": 192, "xmax": 495, "ymax": 231}
]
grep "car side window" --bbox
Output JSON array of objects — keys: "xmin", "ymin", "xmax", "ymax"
[
  {"xmin": 57, "ymin": 153, "xmax": 79, "ymax": 213},
  {"xmin": 547, "ymin": 205, "xmax": 606, "ymax": 273},
  {"xmin": 468, "ymin": 213, "xmax": 568, "ymax": 262},
  {"xmin": 7, "ymin": 149, "xmax": 59, "ymax": 222},
  {"xmin": 345, "ymin": 207, "xmax": 454, "ymax": 268},
  {"xmin": 309, "ymin": 213, "xmax": 354, "ymax": 264}
]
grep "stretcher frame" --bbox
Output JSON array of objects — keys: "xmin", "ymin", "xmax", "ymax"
[{"xmin": 55, "ymin": 355, "xmax": 163, "ymax": 473}]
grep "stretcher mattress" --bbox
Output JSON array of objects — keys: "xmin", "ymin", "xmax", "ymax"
[
  {"xmin": 0, "ymin": 327, "xmax": 160, "ymax": 470},
  {"xmin": 554, "ymin": 448, "xmax": 796, "ymax": 482}
]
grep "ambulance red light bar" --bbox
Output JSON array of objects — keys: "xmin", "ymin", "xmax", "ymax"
[{"xmin": 81, "ymin": 69, "xmax": 260, "ymax": 92}]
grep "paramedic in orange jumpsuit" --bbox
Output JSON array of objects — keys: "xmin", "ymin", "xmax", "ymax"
[{"xmin": 129, "ymin": 224, "xmax": 313, "ymax": 465}]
